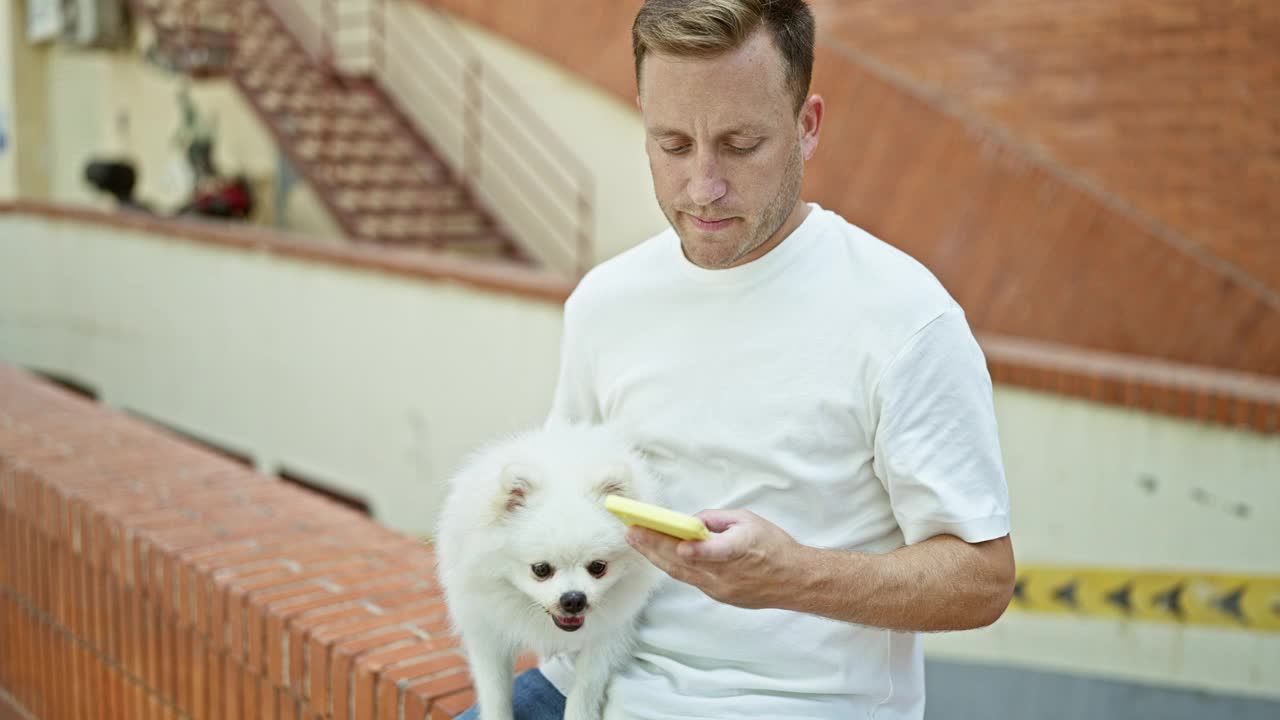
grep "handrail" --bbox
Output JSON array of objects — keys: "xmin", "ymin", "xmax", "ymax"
[
  {"xmin": 420, "ymin": 9, "xmax": 592, "ymax": 188},
  {"xmin": 260, "ymin": 0, "xmax": 596, "ymax": 276}
]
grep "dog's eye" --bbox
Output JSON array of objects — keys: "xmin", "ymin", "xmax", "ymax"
[
  {"xmin": 587, "ymin": 561, "xmax": 607, "ymax": 578},
  {"xmin": 531, "ymin": 562, "xmax": 554, "ymax": 580}
]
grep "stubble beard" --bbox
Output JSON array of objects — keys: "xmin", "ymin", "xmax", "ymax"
[{"xmin": 663, "ymin": 142, "xmax": 805, "ymax": 270}]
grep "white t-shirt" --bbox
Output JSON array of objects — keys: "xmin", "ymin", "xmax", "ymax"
[{"xmin": 541, "ymin": 204, "xmax": 1010, "ymax": 719}]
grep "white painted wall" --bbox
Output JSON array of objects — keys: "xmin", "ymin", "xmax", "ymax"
[
  {"xmin": 0, "ymin": 0, "xmax": 16, "ymax": 200},
  {"xmin": 1, "ymin": 212, "xmax": 1277, "ymax": 700},
  {"xmin": 0, "ymin": 213, "xmax": 565, "ymax": 534},
  {"xmin": 928, "ymin": 387, "xmax": 1280, "ymax": 700},
  {"xmin": 7, "ymin": 0, "xmax": 54, "ymax": 199},
  {"xmin": 996, "ymin": 387, "xmax": 1278, "ymax": 574}
]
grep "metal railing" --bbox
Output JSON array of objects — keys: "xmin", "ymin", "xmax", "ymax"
[{"xmin": 261, "ymin": 0, "xmax": 595, "ymax": 276}]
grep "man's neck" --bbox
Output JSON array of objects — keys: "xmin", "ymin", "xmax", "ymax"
[{"xmin": 729, "ymin": 200, "xmax": 811, "ymax": 268}]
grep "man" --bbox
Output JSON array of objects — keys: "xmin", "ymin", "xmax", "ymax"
[{"xmin": 461, "ymin": 1, "xmax": 1014, "ymax": 717}]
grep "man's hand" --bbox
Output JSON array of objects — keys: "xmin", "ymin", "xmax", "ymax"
[
  {"xmin": 625, "ymin": 509, "xmax": 804, "ymax": 610},
  {"xmin": 627, "ymin": 507, "xmax": 1016, "ymax": 631}
]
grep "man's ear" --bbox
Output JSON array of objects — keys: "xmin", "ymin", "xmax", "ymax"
[
  {"xmin": 799, "ymin": 94, "xmax": 824, "ymax": 161},
  {"xmin": 497, "ymin": 464, "xmax": 536, "ymax": 514},
  {"xmin": 595, "ymin": 462, "xmax": 633, "ymax": 498}
]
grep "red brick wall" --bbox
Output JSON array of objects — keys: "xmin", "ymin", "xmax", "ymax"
[
  {"xmin": 0, "ymin": 363, "xmax": 543, "ymax": 720},
  {"xmin": 818, "ymin": 0, "xmax": 1280, "ymax": 292},
  {"xmin": 420, "ymin": 0, "xmax": 1280, "ymax": 378}
]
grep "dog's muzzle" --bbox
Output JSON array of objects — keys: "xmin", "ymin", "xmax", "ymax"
[
  {"xmin": 552, "ymin": 614, "xmax": 585, "ymax": 631},
  {"xmin": 553, "ymin": 591, "xmax": 589, "ymax": 631}
]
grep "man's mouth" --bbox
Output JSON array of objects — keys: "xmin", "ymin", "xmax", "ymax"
[
  {"xmin": 552, "ymin": 614, "xmax": 585, "ymax": 632},
  {"xmin": 685, "ymin": 213, "xmax": 735, "ymax": 232}
]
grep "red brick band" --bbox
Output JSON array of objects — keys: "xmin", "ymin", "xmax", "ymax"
[{"xmin": 0, "ymin": 363, "xmax": 545, "ymax": 720}]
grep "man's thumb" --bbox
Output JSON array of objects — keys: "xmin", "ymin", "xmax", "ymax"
[{"xmin": 695, "ymin": 508, "xmax": 752, "ymax": 533}]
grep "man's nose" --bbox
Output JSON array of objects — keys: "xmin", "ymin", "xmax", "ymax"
[{"xmin": 688, "ymin": 152, "xmax": 728, "ymax": 208}]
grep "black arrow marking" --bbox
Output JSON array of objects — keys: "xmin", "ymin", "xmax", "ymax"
[
  {"xmin": 1053, "ymin": 579, "xmax": 1079, "ymax": 609},
  {"xmin": 1153, "ymin": 583, "xmax": 1185, "ymax": 619},
  {"xmin": 1012, "ymin": 577, "xmax": 1027, "ymax": 604},
  {"xmin": 1212, "ymin": 586, "xmax": 1247, "ymax": 622},
  {"xmin": 1105, "ymin": 583, "xmax": 1133, "ymax": 614}
]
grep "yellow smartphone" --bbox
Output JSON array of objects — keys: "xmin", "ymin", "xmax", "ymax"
[{"xmin": 605, "ymin": 495, "xmax": 711, "ymax": 541}]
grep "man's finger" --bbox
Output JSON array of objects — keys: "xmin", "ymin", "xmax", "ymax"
[
  {"xmin": 679, "ymin": 530, "xmax": 746, "ymax": 562},
  {"xmin": 627, "ymin": 526, "xmax": 679, "ymax": 551},
  {"xmin": 627, "ymin": 532, "xmax": 672, "ymax": 569},
  {"xmin": 627, "ymin": 528, "xmax": 714, "ymax": 586},
  {"xmin": 627, "ymin": 527, "xmax": 680, "ymax": 567},
  {"xmin": 695, "ymin": 509, "xmax": 754, "ymax": 533}
]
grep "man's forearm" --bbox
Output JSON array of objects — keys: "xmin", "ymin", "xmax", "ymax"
[{"xmin": 776, "ymin": 534, "xmax": 1016, "ymax": 632}]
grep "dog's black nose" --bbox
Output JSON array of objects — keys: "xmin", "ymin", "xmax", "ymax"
[{"xmin": 559, "ymin": 591, "xmax": 588, "ymax": 614}]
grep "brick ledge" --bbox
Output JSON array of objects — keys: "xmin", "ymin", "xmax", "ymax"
[{"xmin": 0, "ymin": 362, "xmax": 496, "ymax": 719}]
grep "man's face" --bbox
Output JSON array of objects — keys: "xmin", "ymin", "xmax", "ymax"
[{"xmin": 639, "ymin": 29, "xmax": 820, "ymax": 269}]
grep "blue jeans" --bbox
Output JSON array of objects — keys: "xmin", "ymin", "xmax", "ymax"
[{"xmin": 456, "ymin": 668, "xmax": 566, "ymax": 720}]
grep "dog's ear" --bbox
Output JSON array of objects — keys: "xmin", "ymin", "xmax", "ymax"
[
  {"xmin": 498, "ymin": 464, "xmax": 535, "ymax": 514},
  {"xmin": 595, "ymin": 462, "xmax": 632, "ymax": 498}
]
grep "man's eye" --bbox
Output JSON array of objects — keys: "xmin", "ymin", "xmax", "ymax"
[
  {"xmin": 727, "ymin": 144, "xmax": 759, "ymax": 155},
  {"xmin": 662, "ymin": 145, "xmax": 691, "ymax": 155},
  {"xmin": 531, "ymin": 563, "xmax": 554, "ymax": 579}
]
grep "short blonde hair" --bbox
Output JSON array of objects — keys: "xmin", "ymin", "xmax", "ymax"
[{"xmin": 632, "ymin": 0, "xmax": 816, "ymax": 112}]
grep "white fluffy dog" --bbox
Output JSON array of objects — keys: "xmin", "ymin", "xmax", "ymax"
[{"xmin": 435, "ymin": 423, "xmax": 664, "ymax": 720}]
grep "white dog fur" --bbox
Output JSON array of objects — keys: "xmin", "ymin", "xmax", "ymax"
[{"xmin": 435, "ymin": 423, "xmax": 664, "ymax": 720}]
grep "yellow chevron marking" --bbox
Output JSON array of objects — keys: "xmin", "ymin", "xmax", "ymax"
[{"xmin": 1009, "ymin": 566, "xmax": 1280, "ymax": 632}]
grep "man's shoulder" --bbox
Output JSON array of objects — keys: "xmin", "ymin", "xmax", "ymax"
[
  {"xmin": 567, "ymin": 227, "xmax": 673, "ymax": 308},
  {"xmin": 821, "ymin": 209, "xmax": 960, "ymax": 321}
]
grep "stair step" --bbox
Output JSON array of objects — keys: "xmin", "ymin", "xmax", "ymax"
[
  {"xmin": 138, "ymin": 0, "xmax": 528, "ymax": 265},
  {"xmin": 293, "ymin": 138, "xmax": 421, "ymax": 163},
  {"xmin": 273, "ymin": 113, "xmax": 401, "ymax": 137},
  {"xmin": 353, "ymin": 214, "xmax": 489, "ymax": 240},
  {"xmin": 306, "ymin": 163, "xmax": 446, "ymax": 186},
  {"xmin": 334, "ymin": 187, "xmax": 465, "ymax": 213},
  {"xmin": 361, "ymin": 233, "xmax": 513, "ymax": 253}
]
